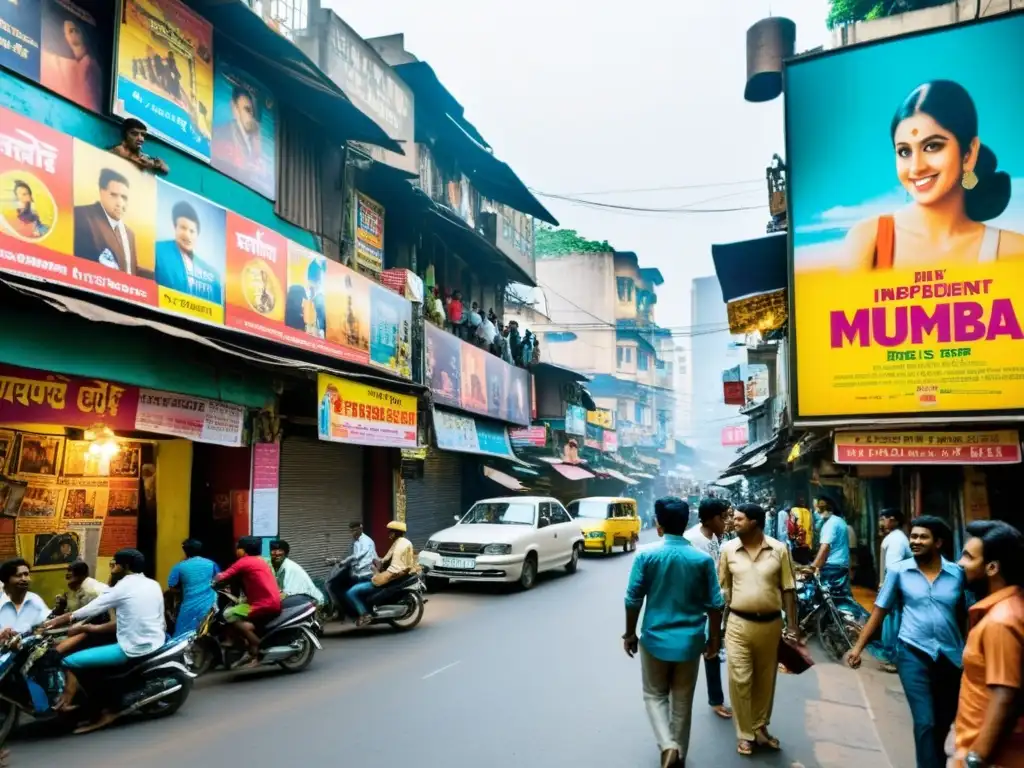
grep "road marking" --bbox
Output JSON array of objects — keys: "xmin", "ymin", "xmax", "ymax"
[{"xmin": 422, "ymin": 660, "xmax": 461, "ymax": 680}]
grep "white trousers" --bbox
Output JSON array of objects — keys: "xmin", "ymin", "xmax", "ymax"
[{"xmin": 640, "ymin": 647, "xmax": 700, "ymax": 757}]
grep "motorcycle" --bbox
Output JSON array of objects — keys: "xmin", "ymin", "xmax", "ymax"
[
  {"xmin": 0, "ymin": 627, "xmax": 193, "ymax": 745},
  {"xmin": 315, "ymin": 559, "xmax": 427, "ymax": 632},
  {"xmin": 795, "ymin": 568, "xmax": 869, "ymax": 661},
  {"xmin": 187, "ymin": 589, "xmax": 321, "ymax": 676}
]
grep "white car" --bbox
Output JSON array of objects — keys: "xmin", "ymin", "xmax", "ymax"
[{"xmin": 418, "ymin": 496, "xmax": 585, "ymax": 590}]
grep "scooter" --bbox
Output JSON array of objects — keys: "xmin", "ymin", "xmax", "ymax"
[
  {"xmin": 315, "ymin": 559, "xmax": 427, "ymax": 632},
  {"xmin": 187, "ymin": 589, "xmax": 321, "ymax": 676},
  {"xmin": 0, "ymin": 627, "xmax": 193, "ymax": 746},
  {"xmin": 795, "ymin": 568, "xmax": 868, "ymax": 661}
]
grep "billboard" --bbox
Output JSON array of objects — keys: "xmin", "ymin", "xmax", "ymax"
[
  {"xmin": 211, "ymin": 55, "xmax": 276, "ymax": 199},
  {"xmin": 317, "ymin": 373, "xmax": 417, "ymax": 449},
  {"xmin": 0, "ymin": 106, "xmax": 413, "ymax": 378},
  {"xmin": 787, "ymin": 14, "xmax": 1024, "ymax": 422}
]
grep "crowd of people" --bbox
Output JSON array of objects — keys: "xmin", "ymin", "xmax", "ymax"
[
  {"xmin": 623, "ymin": 494, "xmax": 1024, "ymax": 768},
  {"xmin": 425, "ymin": 288, "xmax": 540, "ymax": 368}
]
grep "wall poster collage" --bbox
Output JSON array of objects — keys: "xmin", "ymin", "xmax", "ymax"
[{"xmin": 0, "ymin": 429, "xmax": 148, "ymax": 579}]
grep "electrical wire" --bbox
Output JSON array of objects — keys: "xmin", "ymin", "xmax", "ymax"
[
  {"xmin": 532, "ymin": 178, "xmax": 763, "ymax": 197},
  {"xmin": 532, "ymin": 191, "xmax": 766, "ymax": 214}
]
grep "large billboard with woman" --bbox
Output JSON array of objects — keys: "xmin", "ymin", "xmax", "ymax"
[{"xmin": 788, "ymin": 13, "xmax": 1024, "ymax": 422}]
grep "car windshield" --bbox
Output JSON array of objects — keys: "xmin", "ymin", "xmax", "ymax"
[
  {"xmin": 569, "ymin": 501, "xmax": 610, "ymax": 520},
  {"xmin": 461, "ymin": 502, "xmax": 535, "ymax": 526}
]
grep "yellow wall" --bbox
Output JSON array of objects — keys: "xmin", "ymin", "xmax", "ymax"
[{"xmin": 155, "ymin": 440, "xmax": 192, "ymax": 587}]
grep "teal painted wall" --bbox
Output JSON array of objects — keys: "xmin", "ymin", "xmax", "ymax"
[{"xmin": 0, "ymin": 71, "xmax": 318, "ymax": 250}]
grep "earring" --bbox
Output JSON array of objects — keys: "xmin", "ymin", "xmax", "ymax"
[{"xmin": 962, "ymin": 170, "xmax": 979, "ymax": 190}]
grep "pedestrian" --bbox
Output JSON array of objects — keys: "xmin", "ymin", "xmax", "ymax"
[
  {"xmin": 810, "ymin": 495, "xmax": 851, "ymax": 595},
  {"xmin": 683, "ymin": 497, "xmax": 732, "ymax": 720},
  {"xmin": 845, "ymin": 516, "xmax": 965, "ymax": 768},
  {"xmin": 876, "ymin": 508, "xmax": 912, "ymax": 673},
  {"xmin": 166, "ymin": 538, "xmax": 219, "ymax": 638},
  {"xmin": 788, "ymin": 496, "xmax": 813, "ymax": 564},
  {"xmin": 718, "ymin": 502, "xmax": 800, "ymax": 757},
  {"xmin": 623, "ymin": 496, "xmax": 724, "ymax": 768},
  {"xmin": 953, "ymin": 520, "xmax": 1024, "ymax": 768}
]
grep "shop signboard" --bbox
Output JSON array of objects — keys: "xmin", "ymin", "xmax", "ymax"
[
  {"xmin": 722, "ymin": 365, "xmax": 744, "ymax": 406},
  {"xmin": 354, "ymin": 191, "xmax": 384, "ymax": 276},
  {"xmin": 833, "ymin": 430, "xmax": 1022, "ymax": 465},
  {"xmin": 584, "ymin": 423, "xmax": 602, "ymax": 451},
  {"xmin": 113, "ymin": 0, "xmax": 214, "ymax": 161},
  {"xmin": 316, "ymin": 373, "xmax": 417, "ymax": 449},
  {"xmin": 424, "ymin": 323, "xmax": 531, "ymax": 426},
  {"xmin": 721, "ymin": 425, "xmax": 749, "ymax": 447},
  {"xmin": 601, "ymin": 429, "xmax": 618, "ymax": 453},
  {"xmin": 788, "ymin": 14, "xmax": 1024, "ymax": 422},
  {"xmin": 432, "ymin": 408, "xmax": 515, "ymax": 460},
  {"xmin": 565, "ymin": 404, "xmax": 586, "ymax": 436},
  {"xmin": 249, "ymin": 442, "xmax": 279, "ymax": 537},
  {"xmin": 0, "ymin": 106, "xmax": 413, "ymax": 379},
  {"xmin": 0, "ymin": 0, "xmax": 111, "ymax": 115},
  {"xmin": 135, "ymin": 389, "xmax": 245, "ymax": 446},
  {"xmin": 0, "ymin": 363, "xmax": 138, "ymax": 430},
  {"xmin": 509, "ymin": 426, "xmax": 546, "ymax": 448},
  {"xmin": 587, "ymin": 408, "xmax": 615, "ymax": 430}
]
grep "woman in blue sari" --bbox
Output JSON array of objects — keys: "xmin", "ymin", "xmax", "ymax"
[{"xmin": 167, "ymin": 539, "xmax": 219, "ymax": 638}]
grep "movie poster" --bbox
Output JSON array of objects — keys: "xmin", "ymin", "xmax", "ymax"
[
  {"xmin": 113, "ymin": 0, "xmax": 214, "ymax": 160},
  {"xmin": 788, "ymin": 14, "xmax": 1024, "ymax": 421},
  {"xmin": 211, "ymin": 55, "xmax": 276, "ymax": 199}
]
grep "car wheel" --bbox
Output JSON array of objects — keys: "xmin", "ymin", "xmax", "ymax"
[
  {"xmin": 518, "ymin": 554, "xmax": 538, "ymax": 590},
  {"xmin": 565, "ymin": 543, "xmax": 581, "ymax": 574}
]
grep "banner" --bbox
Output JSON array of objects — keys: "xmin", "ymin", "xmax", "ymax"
[
  {"xmin": 565, "ymin": 404, "xmax": 586, "ymax": 436},
  {"xmin": 0, "ymin": 363, "xmax": 138, "ymax": 429},
  {"xmin": 602, "ymin": 429, "xmax": 618, "ymax": 453},
  {"xmin": 249, "ymin": 442, "xmax": 278, "ymax": 537},
  {"xmin": 113, "ymin": 0, "xmax": 214, "ymax": 160},
  {"xmin": 722, "ymin": 425, "xmax": 749, "ymax": 447},
  {"xmin": 135, "ymin": 389, "xmax": 245, "ymax": 446},
  {"xmin": 0, "ymin": 106, "xmax": 414, "ymax": 378},
  {"xmin": 424, "ymin": 323, "xmax": 531, "ymax": 426},
  {"xmin": 509, "ymin": 426, "xmax": 546, "ymax": 447},
  {"xmin": 587, "ymin": 408, "xmax": 615, "ymax": 430},
  {"xmin": 432, "ymin": 408, "xmax": 515, "ymax": 459},
  {"xmin": 0, "ymin": 0, "xmax": 110, "ymax": 114},
  {"xmin": 212, "ymin": 55, "xmax": 276, "ymax": 199},
  {"xmin": 354, "ymin": 191, "xmax": 383, "ymax": 275},
  {"xmin": 788, "ymin": 14, "xmax": 1024, "ymax": 421},
  {"xmin": 317, "ymin": 373, "xmax": 417, "ymax": 449},
  {"xmin": 833, "ymin": 430, "xmax": 1021, "ymax": 465}
]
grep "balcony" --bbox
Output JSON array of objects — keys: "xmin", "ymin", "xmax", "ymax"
[{"xmin": 481, "ymin": 211, "xmax": 535, "ymax": 283}]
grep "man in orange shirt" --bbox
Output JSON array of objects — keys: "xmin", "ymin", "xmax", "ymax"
[{"xmin": 954, "ymin": 520, "xmax": 1024, "ymax": 768}]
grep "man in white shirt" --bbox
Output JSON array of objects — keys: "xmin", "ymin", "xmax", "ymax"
[
  {"xmin": 0, "ymin": 558, "xmax": 50, "ymax": 639},
  {"xmin": 269, "ymin": 540, "xmax": 324, "ymax": 605},
  {"xmin": 44, "ymin": 548, "xmax": 166, "ymax": 732},
  {"xmin": 327, "ymin": 521, "xmax": 378, "ymax": 609},
  {"xmin": 684, "ymin": 498, "xmax": 732, "ymax": 720}
]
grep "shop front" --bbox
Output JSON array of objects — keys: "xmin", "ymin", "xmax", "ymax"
[{"xmin": 0, "ymin": 362, "xmax": 251, "ymax": 604}]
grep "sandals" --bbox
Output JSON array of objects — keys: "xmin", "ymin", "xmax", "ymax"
[
  {"xmin": 737, "ymin": 740, "xmax": 754, "ymax": 756},
  {"xmin": 711, "ymin": 705, "xmax": 733, "ymax": 719},
  {"xmin": 755, "ymin": 730, "xmax": 781, "ymax": 750}
]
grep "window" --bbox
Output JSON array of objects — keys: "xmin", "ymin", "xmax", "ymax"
[
  {"xmin": 612, "ymin": 503, "xmax": 627, "ymax": 518},
  {"xmin": 616, "ymin": 277, "xmax": 634, "ymax": 303},
  {"xmin": 616, "ymin": 346, "xmax": 624, "ymax": 368},
  {"xmin": 617, "ymin": 401, "xmax": 630, "ymax": 421},
  {"xmin": 569, "ymin": 500, "xmax": 609, "ymax": 519},
  {"xmin": 549, "ymin": 504, "xmax": 571, "ymax": 525},
  {"xmin": 638, "ymin": 351, "xmax": 650, "ymax": 371},
  {"xmin": 461, "ymin": 502, "xmax": 535, "ymax": 525},
  {"xmin": 538, "ymin": 502, "xmax": 552, "ymax": 527},
  {"xmin": 626, "ymin": 348, "xmax": 632, "ymax": 363}
]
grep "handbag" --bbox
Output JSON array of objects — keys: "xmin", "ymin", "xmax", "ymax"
[{"xmin": 777, "ymin": 635, "xmax": 814, "ymax": 674}]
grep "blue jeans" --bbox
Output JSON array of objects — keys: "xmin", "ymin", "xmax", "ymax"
[
  {"xmin": 345, "ymin": 581, "xmax": 377, "ymax": 617},
  {"xmin": 872, "ymin": 607, "xmax": 902, "ymax": 665},
  {"xmin": 64, "ymin": 643, "xmax": 129, "ymax": 669},
  {"xmin": 819, "ymin": 564, "xmax": 850, "ymax": 596},
  {"xmin": 896, "ymin": 642, "xmax": 961, "ymax": 768},
  {"xmin": 703, "ymin": 654, "xmax": 724, "ymax": 707}
]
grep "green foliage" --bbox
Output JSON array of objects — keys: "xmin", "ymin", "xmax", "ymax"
[
  {"xmin": 826, "ymin": 0, "xmax": 950, "ymax": 29},
  {"xmin": 535, "ymin": 225, "xmax": 614, "ymax": 259}
]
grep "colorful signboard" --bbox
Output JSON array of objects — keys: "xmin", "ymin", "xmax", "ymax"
[
  {"xmin": 721, "ymin": 425, "xmax": 749, "ymax": 447},
  {"xmin": 317, "ymin": 373, "xmax": 417, "ymax": 449},
  {"xmin": 601, "ymin": 428, "xmax": 618, "ymax": 453},
  {"xmin": 788, "ymin": 14, "xmax": 1024, "ymax": 421},
  {"xmin": 587, "ymin": 408, "xmax": 615, "ymax": 430},
  {"xmin": 113, "ymin": 0, "xmax": 214, "ymax": 160},
  {"xmin": 354, "ymin": 191, "xmax": 383, "ymax": 275},
  {"xmin": 565, "ymin": 404, "xmax": 586, "ymax": 436},
  {"xmin": 0, "ymin": 0, "xmax": 110, "ymax": 114},
  {"xmin": 424, "ymin": 323, "xmax": 531, "ymax": 426},
  {"xmin": 509, "ymin": 426, "xmax": 546, "ymax": 448},
  {"xmin": 0, "ymin": 106, "xmax": 414, "ymax": 378},
  {"xmin": 584, "ymin": 423, "xmax": 602, "ymax": 451},
  {"xmin": 833, "ymin": 430, "xmax": 1022, "ymax": 465},
  {"xmin": 432, "ymin": 408, "xmax": 515, "ymax": 460},
  {"xmin": 211, "ymin": 54, "xmax": 276, "ymax": 199},
  {"xmin": 134, "ymin": 389, "xmax": 245, "ymax": 446}
]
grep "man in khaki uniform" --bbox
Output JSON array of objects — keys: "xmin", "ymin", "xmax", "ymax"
[{"xmin": 718, "ymin": 503, "xmax": 800, "ymax": 756}]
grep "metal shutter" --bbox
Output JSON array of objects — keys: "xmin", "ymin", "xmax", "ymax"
[
  {"xmin": 404, "ymin": 449, "xmax": 463, "ymax": 550},
  {"xmin": 278, "ymin": 436, "xmax": 363, "ymax": 580}
]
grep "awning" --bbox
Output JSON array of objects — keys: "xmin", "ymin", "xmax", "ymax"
[
  {"xmin": 483, "ymin": 466, "xmax": 527, "ymax": 491},
  {"xmin": 718, "ymin": 438, "xmax": 779, "ymax": 479},
  {"xmin": 711, "ymin": 234, "xmax": 788, "ymax": 303},
  {"xmin": 711, "ymin": 475, "xmax": 743, "ymax": 487},
  {"xmin": 531, "ymin": 362, "xmax": 590, "ymax": 382},
  {"xmin": 552, "ymin": 464, "xmax": 595, "ymax": 481},
  {"xmin": 427, "ymin": 208, "xmax": 537, "ymax": 287},
  {"xmin": 186, "ymin": 6, "xmax": 402, "ymax": 153},
  {"xmin": 632, "ymin": 472, "xmax": 656, "ymax": 479},
  {"xmin": 597, "ymin": 468, "xmax": 639, "ymax": 485},
  {"xmin": 637, "ymin": 455, "xmax": 661, "ymax": 468}
]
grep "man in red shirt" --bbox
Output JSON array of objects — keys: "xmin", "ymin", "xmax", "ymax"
[{"xmin": 214, "ymin": 537, "xmax": 282, "ymax": 667}]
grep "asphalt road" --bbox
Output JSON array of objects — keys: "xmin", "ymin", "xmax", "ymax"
[{"xmin": 8, "ymin": 533, "xmax": 868, "ymax": 768}]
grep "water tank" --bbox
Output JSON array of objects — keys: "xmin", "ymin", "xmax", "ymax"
[{"xmin": 745, "ymin": 17, "xmax": 796, "ymax": 103}]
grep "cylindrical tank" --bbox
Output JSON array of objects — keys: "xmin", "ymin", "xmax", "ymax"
[{"xmin": 745, "ymin": 17, "xmax": 797, "ymax": 103}]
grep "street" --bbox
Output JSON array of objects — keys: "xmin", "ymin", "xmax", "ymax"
[{"xmin": 9, "ymin": 534, "xmax": 894, "ymax": 768}]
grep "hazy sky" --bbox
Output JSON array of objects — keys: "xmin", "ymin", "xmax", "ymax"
[{"xmin": 333, "ymin": 0, "xmax": 830, "ymax": 334}]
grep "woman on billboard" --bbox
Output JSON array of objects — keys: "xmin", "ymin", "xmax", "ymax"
[{"xmin": 844, "ymin": 79, "xmax": 1024, "ymax": 268}]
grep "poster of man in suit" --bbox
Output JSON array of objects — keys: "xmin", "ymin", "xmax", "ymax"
[
  {"xmin": 73, "ymin": 168, "xmax": 139, "ymax": 275},
  {"xmin": 154, "ymin": 181, "xmax": 225, "ymax": 306}
]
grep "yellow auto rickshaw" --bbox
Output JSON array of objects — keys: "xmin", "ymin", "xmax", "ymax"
[{"xmin": 567, "ymin": 497, "xmax": 641, "ymax": 555}]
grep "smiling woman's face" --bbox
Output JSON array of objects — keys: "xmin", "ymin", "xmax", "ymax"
[{"xmin": 894, "ymin": 112, "xmax": 967, "ymax": 206}]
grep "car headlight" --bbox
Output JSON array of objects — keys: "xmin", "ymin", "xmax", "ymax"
[
  {"xmin": 425, "ymin": 540, "xmax": 439, "ymax": 552},
  {"xmin": 483, "ymin": 543, "xmax": 512, "ymax": 555}
]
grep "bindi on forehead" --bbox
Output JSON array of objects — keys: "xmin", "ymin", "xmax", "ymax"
[{"xmin": 911, "ymin": 128, "xmax": 919, "ymax": 136}]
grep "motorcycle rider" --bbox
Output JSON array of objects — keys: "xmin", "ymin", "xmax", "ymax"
[
  {"xmin": 43, "ymin": 548, "xmax": 166, "ymax": 733},
  {"xmin": 345, "ymin": 521, "xmax": 417, "ymax": 627},
  {"xmin": 214, "ymin": 536, "xmax": 282, "ymax": 668},
  {"xmin": 327, "ymin": 521, "xmax": 378, "ymax": 608},
  {"xmin": 269, "ymin": 540, "xmax": 324, "ymax": 605},
  {"xmin": 0, "ymin": 558, "xmax": 49, "ymax": 640},
  {"xmin": 810, "ymin": 495, "xmax": 851, "ymax": 595},
  {"xmin": 54, "ymin": 561, "xmax": 115, "ymax": 657}
]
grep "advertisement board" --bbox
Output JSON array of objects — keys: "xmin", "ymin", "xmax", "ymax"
[
  {"xmin": 317, "ymin": 373, "xmax": 417, "ymax": 449},
  {"xmin": 354, "ymin": 191, "xmax": 383, "ymax": 275},
  {"xmin": 833, "ymin": 430, "xmax": 1021, "ymax": 465},
  {"xmin": 564, "ymin": 404, "xmax": 586, "ymax": 436},
  {"xmin": 424, "ymin": 323, "xmax": 531, "ymax": 426},
  {"xmin": 788, "ymin": 14, "xmax": 1024, "ymax": 422},
  {"xmin": 113, "ymin": 0, "xmax": 214, "ymax": 161},
  {"xmin": 0, "ymin": 106, "xmax": 413, "ymax": 378},
  {"xmin": 211, "ymin": 54, "xmax": 276, "ymax": 199},
  {"xmin": 432, "ymin": 408, "xmax": 515, "ymax": 459}
]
